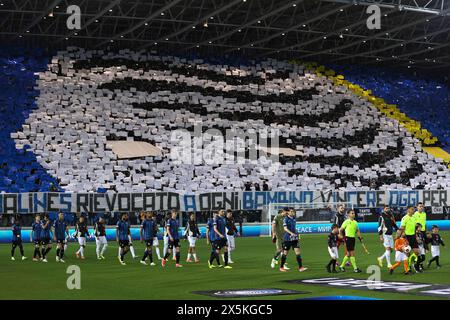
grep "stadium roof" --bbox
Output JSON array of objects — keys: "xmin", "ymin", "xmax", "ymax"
[{"xmin": 0, "ymin": 0, "xmax": 449, "ymax": 70}]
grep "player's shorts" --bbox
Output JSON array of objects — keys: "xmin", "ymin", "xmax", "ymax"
[
  {"xmin": 119, "ymin": 240, "xmax": 130, "ymax": 248},
  {"xmin": 144, "ymin": 239, "xmax": 153, "ymax": 247},
  {"xmin": 383, "ymin": 234, "xmax": 394, "ymax": 248},
  {"xmin": 345, "ymin": 237, "xmax": 356, "ymax": 251},
  {"xmin": 12, "ymin": 239, "xmax": 22, "ymax": 246},
  {"xmin": 395, "ymin": 250, "xmax": 408, "ymax": 262},
  {"xmin": 78, "ymin": 237, "xmax": 86, "ymax": 246},
  {"xmin": 41, "ymin": 237, "xmax": 51, "ymax": 245},
  {"xmin": 96, "ymin": 235, "xmax": 107, "ymax": 245},
  {"xmin": 168, "ymin": 239, "xmax": 180, "ymax": 249},
  {"xmin": 33, "ymin": 239, "xmax": 41, "ymax": 246},
  {"xmin": 431, "ymin": 245, "xmax": 440, "ymax": 258},
  {"xmin": 187, "ymin": 236, "xmax": 197, "ymax": 247},
  {"xmin": 226, "ymin": 235, "xmax": 235, "ymax": 250},
  {"xmin": 213, "ymin": 238, "xmax": 228, "ymax": 250},
  {"xmin": 282, "ymin": 240, "xmax": 299, "ymax": 250},
  {"xmin": 418, "ymin": 245, "xmax": 425, "ymax": 255},
  {"xmin": 406, "ymin": 235, "xmax": 418, "ymax": 249},
  {"xmin": 328, "ymin": 246, "xmax": 339, "ymax": 260}
]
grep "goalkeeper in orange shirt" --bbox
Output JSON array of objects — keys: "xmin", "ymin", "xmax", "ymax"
[{"xmin": 389, "ymin": 230, "xmax": 411, "ymax": 275}]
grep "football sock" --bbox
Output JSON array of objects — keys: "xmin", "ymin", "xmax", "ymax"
[
  {"xmin": 391, "ymin": 261, "xmax": 401, "ymax": 269},
  {"xmin": 209, "ymin": 252, "xmax": 215, "ymax": 264},
  {"xmin": 327, "ymin": 259, "xmax": 334, "ymax": 268},
  {"xmin": 56, "ymin": 248, "xmax": 60, "ymax": 257},
  {"xmin": 384, "ymin": 250, "xmax": 391, "ymax": 265},
  {"xmin": 60, "ymin": 248, "xmax": 64, "ymax": 259},
  {"xmin": 163, "ymin": 251, "xmax": 170, "ymax": 260},
  {"xmin": 436, "ymin": 256, "xmax": 441, "ymax": 266},
  {"xmin": 280, "ymin": 254, "xmax": 287, "ymax": 268},
  {"xmin": 224, "ymin": 252, "xmax": 229, "ymax": 266},
  {"xmin": 64, "ymin": 244, "xmax": 68, "ymax": 251},
  {"xmin": 130, "ymin": 245, "xmax": 136, "ymax": 258},
  {"xmin": 142, "ymin": 250, "xmax": 149, "ymax": 261},
  {"xmin": 332, "ymin": 259, "xmax": 337, "ymax": 270},
  {"xmin": 96, "ymin": 245, "xmax": 100, "ymax": 257},
  {"xmin": 340, "ymin": 256, "xmax": 349, "ymax": 268},
  {"xmin": 33, "ymin": 247, "xmax": 38, "ymax": 258},
  {"xmin": 350, "ymin": 256, "xmax": 357, "ymax": 270},
  {"xmin": 193, "ymin": 253, "xmax": 197, "ymax": 261},
  {"xmin": 296, "ymin": 254, "xmax": 303, "ymax": 268},
  {"xmin": 274, "ymin": 251, "xmax": 281, "ymax": 260},
  {"xmin": 228, "ymin": 251, "xmax": 232, "ymax": 261},
  {"xmin": 176, "ymin": 252, "xmax": 180, "ymax": 264},
  {"xmin": 11, "ymin": 245, "xmax": 15, "ymax": 257},
  {"xmin": 155, "ymin": 247, "xmax": 161, "ymax": 259}
]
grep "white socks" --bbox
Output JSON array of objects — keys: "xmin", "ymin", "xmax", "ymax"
[
  {"xmin": 384, "ymin": 250, "xmax": 391, "ymax": 265},
  {"xmin": 97, "ymin": 244, "xmax": 107, "ymax": 257},
  {"xmin": 155, "ymin": 246, "xmax": 161, "ymax": 259},
  {"xmin": 130, "ymin": 245, "xmax": 136, "ymax": 258}
]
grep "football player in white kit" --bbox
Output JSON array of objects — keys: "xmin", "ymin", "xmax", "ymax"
[
  {"xmin": 184, "ymin": 213, "xmax": 201, "ymax": 263},
  {"xmin": 94, "ymin": 217, "xmax": 108, "ymax": 260},
  {"xmin": 377, "ymin": 205, "xmax": 398, "ymax": 268},
  {"xmin": 224, "ymin": 209, "xmax": 239, "ymax": 264}
]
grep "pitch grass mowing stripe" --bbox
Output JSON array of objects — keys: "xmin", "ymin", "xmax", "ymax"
[{"xmin": 0, "ymin": 232, "xmax": 449, "ymax": 300}]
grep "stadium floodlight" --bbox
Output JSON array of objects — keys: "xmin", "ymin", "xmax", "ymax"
[{"xmin": 262, "ymin": 202, "xmax": 354, "ymax": 237}]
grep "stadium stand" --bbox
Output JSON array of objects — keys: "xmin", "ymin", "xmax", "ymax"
[
  {"xmin": 330, "ymin": 64, "xmax": 450, "ymax": 153},
  {"xmin": 4, "ymin": 47, "xmax": 448, "ymax": 193},
  {"xmin": 0, "ymin": 48, "xmax": 61, "ymax": 193}
]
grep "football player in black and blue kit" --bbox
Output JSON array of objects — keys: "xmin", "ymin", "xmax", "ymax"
[
  {"xmin": 40, "ymin": 214, "xmax": 52, "ymax": 262},
  {"xmin": 140, "ymin": 212, "xmax": 156, "ymax": 266},
  {"xmin": 206, "ymin": 212, "xmax": 221, "ymax": 268},
  {"xmin": 210, "ymin": 210, "xmax": 232, "ymax": 269},
  {"xmin": 31, "ymin": 215, "xmax": 42, "ymax": 261},
  {"xmin": 53, "ymin": 212, "xmax": 69, "ymax": 263},
  {"xmin": 162, "ymin": 209, "xmax": 182, "ymax": 268},
  {"xmin": 11, "ymin": 216, "xmax": 26, "ymax": 261},
  {"xmin": 117, "ymin": 213, "xmax": 131, "ymax": 265},
  {"xmin": 280, "ymin": 209, "xmax": 307, "ymax": 272}
]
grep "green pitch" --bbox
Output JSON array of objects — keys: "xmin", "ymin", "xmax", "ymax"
[{"xmin": 1, "ymin": 232, "xmax": 449, "ymax": 300}]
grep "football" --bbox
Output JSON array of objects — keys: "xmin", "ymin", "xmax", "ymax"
[{"xmin": 403, "ymin": 245, "xmax": 412, "ymax": 254}]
